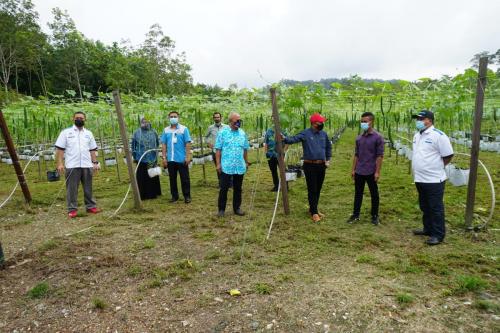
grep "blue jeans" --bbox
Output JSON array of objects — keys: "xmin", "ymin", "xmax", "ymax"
[{"xmin": 415, "ymin": 182, "xmax": 446, "ymax": 240}]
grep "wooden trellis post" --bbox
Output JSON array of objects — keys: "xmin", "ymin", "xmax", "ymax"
[
  {"xmin": 0, "ymin": 109, "xmax": 32, "ymax": 204},
  {"xmin": 113, "ymin": 90, "xmax": 143, "ymax": 210},
  {"xmin": 270, "ymin": 88, "xmax": 290, "ymax": 215},
  {"xmin": 465, "ymin": 57, "xmax": 488, "ymax": 229}
]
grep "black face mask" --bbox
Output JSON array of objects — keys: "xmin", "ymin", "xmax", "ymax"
[
  {"xmin": 317, "ymin": 123, "xmax": 324, "ymax": 131},
  {"xmin": 75, "ymin": 119, "xmax": 85, "ymax": 127}
]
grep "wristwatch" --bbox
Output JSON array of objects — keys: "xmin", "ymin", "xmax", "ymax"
[{"xmin": 92, "ymin": 161, "xmax": 99, "ymax": 164}]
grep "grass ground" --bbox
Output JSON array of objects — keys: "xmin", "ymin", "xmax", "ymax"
[{"xmin": 0, "ymin": 128, "xmax": 498, "ymax": 332}]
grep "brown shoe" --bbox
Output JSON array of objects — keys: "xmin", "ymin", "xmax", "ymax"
[
  {"xmin": 311, "ymin": 214, "xmax": 321, "ymax": 222},
  {"xmin": 309, "ymin": 211, "xmax": 325, "ymax": 218}
]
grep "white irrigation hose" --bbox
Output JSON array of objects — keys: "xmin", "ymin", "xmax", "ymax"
[
  {"xmin": 454, "ymin": 152, "xmax": 496, "ymax": 229},
  {"xmin": 266, "ymin": 150, "xmax": 289, "ymax": 240},
  {"xmin": 108, "ymin": 148, "xmax": 160, "ymax": 218},
  {"xmin": 0, "ymin": 151, "xmax": 43, "ymax": 209},
  {"xmin": 395, "ymin": 134, "xmax": 495, "ymax": 228}
]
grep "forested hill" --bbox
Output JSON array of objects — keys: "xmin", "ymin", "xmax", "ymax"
[{"xmin": 0, "ymin": 0, "xmax": 192, "ymax": 99}]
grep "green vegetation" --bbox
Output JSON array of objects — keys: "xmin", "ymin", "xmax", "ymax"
[
  {"xmin": 27, "ymin": 281, "xmax": 49, "ymax": 299},
  {"xmin": 396, "ymin": 292, "xmax": 415, "ymax": 304},
  {"xmin": 91, "ymin": 297, "xmax": 107, "ymax": 310}
]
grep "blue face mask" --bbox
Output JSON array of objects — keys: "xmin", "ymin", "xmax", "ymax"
[
  {"xmin": 360, "ymin": 122, "xmax": 369, "ymax": 131},
  {"xmin": 416, "ymin": 120, "xmax": 425, "ymax": 130},
  {"xmin": 234, "ymin": 120, "xmax": 241, "ymax": 128},
  {"xmin": 169, "ymin": 117, "xmax": 179, "ymax": 125}
]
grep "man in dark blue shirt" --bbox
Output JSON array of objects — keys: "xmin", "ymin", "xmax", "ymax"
[{"xmin": 284, "ymin": 113, "xmax": 332, "ymax": 222}]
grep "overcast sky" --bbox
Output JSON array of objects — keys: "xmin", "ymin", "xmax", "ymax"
[{"xmin": 32, "ymin": 0, "xmax": 500, "ymax": 88}]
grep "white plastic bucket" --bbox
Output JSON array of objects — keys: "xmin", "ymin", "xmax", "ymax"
[
  {"xmin": 105, "ymin": 158, "xmax": 117, "ymax": 166},
  {"xmin": 285, "ymin": 171, "xmax": 297, "ymax": 182}
]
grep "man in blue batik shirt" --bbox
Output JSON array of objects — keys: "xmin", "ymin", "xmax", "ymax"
[
  {"xmin": 161, "ymin": 111, "xmax": 192, "ymax": 203},
  {"xmin": 215, "ymin": 112, "xmax": 250, "ymax": 217}
]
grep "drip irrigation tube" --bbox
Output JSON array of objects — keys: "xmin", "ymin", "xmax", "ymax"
[
  {"xmin": 108, "ymin": 148, "xmax": 160, "ymax": 218},
  {"xmin": 0, "ymin": 151, "xmax": 43, "ymax": 209}
]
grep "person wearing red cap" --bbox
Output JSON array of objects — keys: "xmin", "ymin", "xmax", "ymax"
[{"xmin": 283, "ymin": 113, "xmax": 332, "ymax": 222}]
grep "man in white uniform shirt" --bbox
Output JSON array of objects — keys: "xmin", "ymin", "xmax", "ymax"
[
  {"xmin": 55, "ymin": 111, "xmax": 101, "ymax": 218},
  {"xmin": 411, "ymin": 110, "xmax": 453, "ymax": 245}
]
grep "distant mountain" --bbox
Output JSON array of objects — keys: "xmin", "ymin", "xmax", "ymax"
[{"xmin": 280, "ymin": 78, "xmax": 400, "ymax": 88}]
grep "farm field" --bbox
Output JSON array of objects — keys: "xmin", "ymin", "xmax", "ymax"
[{"xmin": 0, "ymin": 128, "xmax": 498, "ymax": 332}]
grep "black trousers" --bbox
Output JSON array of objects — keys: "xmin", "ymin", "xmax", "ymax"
[
  {"xmin": 212, "ymin": 152, "xmax": 232, "ymax": 188},
  {"xmin": 167, "ymin": 162, "xmax": 190, "ymax": 200},
  {"xmin": 415, "ymin": 182, "xmax": 446, "ymax": 240},
  {"xmin": 303, "ymin": 163, "xmax": 326, "ymax": 215},
  {"xmin": 136, "ymin": 162, "xmax": 162, "ymax": 200},
  {"xmin": 218, "ymin": 172, "xmax": 244, "ymax": 212},
  {"xmin": 353, "ymin": 173, "xmax": 379, "ymax": 217},
  {"xmin": 267, "ymin": 156, "xmax": 279, "ymax": 189}
]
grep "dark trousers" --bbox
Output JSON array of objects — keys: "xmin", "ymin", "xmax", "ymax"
[
  {"xmin": 218, "ymin": 172, "xmax": 244, "ymax": 212},
  {"xmin": 167, "ymin": 162, "xmax": 190, "ymax": 200},
  {"xmin": 267, "ymin": 157, "xmax": 279, "ymax": 189},
  {"xmin": 415, "ymin": 182, "xmax": 446, "ymax": 240},
  {"xmin": 65, "ymin": 167, "xmax": 96, "ymax": 212},
  {"xmin": 353, "ymin": 173, "xmax": 379, "ymax": 217},
  {"xmin": 303, "ymin": 163, "xmax": 326, "ymax": 215}
]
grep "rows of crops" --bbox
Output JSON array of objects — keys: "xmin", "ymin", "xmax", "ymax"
[{"xmin": 1, "ymin": 71, "xmax": 499, "ymax": 175}]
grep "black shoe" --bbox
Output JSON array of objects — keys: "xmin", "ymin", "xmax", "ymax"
[
  {"xmin": 413, "ymin": 229, "xmax": 430, "ymax": 236},
  {"xmin": 270, "ymin": 187, "xmax": 278, "ymax": 192},
  {"xmin": 184, "ymin": 197, "xmax": 191, "ymax": 204},
  {"xmin": 217, "ymin": 210, "xmax": 225, "ymax": 218},
  {"xmin": 426, "ymin": 237, "xmax": 443, "ymax": 246},
  {"xmin": 347, "ymin": 215, "xmax": 360, "ymax": 224},
  {"xmin": 234, "ymin": 209, "xmax": 245, "ymax": 216},
  {"xmin": 371, "ymin": 216, "xmax": 379, "ymax": 226},
  {"xmin": 169, "ymin": 198, "xmax": 178, "ymax": 203}
]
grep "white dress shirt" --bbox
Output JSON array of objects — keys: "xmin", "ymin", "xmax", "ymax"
[{"xmin": 55, "ymin": 125, "xmax": 98, "ymax": 168}]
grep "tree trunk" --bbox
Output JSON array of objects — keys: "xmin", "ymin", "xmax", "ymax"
[
  {"xmin": 28, "ymin": 69, "xmax": 32, "ymax": 96},
  {"xmin": 37, "ymin": 56, "xmax": 48, "ymax": 97},
  {"xmin": 74, "ymin": 60, "xmax": 83, "ymax": 101},
  {"xmin": 14, "ymin": 63, "xmax": 18, "ymax": 93}
]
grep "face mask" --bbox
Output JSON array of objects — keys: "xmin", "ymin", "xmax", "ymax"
[
  {"xmin": 169, "ymin": 117, "xmax": 179, "ymax": 125},
  {"xmin": 360, "ymin": 122, "xmax": 369, "ymax": 131},
  {"xmin": 416, "ymin": 120, "xmax": 425, "ymax": 130},
  {"xmin": 234, "ymin": 120, "xmax": 241, "ymax": 128},
  {"xmin": 317, "ymin": 123, "xmax": 324, "ymax": 131},
  {"xmin": 141, "ymin": 124, "xmax": 150, "ymax": 130},
  {"xmin": 74, "ymin": 119, "xmax": 84, "ymax": 127}
]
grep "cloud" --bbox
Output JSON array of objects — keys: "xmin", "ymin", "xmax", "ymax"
[{"xmin": 33, "ymin": 0, "xmax": 500, "ymax": 87}]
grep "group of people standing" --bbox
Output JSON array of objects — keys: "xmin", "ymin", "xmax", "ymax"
[{"xmin": 54, "ymin": 108, "xmax": 453, "ymax": 246}]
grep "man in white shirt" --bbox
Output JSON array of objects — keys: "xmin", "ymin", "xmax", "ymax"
[
  {"xmin": 411, "ymin": 110, "xmax": 454, "ymax": 245},
  {"xmin": 55, "ymin": 111, "xmax": 101, "ymax": 218}
]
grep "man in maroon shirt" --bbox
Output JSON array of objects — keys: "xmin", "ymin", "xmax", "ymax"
[{"xmin": 347, "ymin": 112, "xmax": 384, "ymax": 225}]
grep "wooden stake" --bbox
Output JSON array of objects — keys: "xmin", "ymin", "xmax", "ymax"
[
  {"xmin": 113, "ymin": 90, "xmax": 142, "ymax": 210},
  {"xmin": 465, "ymin": 57, "xmax": 488, "ymax": 229},
  {"xmin": 270, "ymin": 88, "xmax": 290, "ymax": 215},
  {"xmin": 0, "ymin": 241, "xmax": 4, "ymax": 269},
  {"xmin": 0, "ymin": 109, "xmax": 32, "ymax": 204},
  {"xmin": 109, "ymin": 110, "xmax": 121, "ymax": 181}
]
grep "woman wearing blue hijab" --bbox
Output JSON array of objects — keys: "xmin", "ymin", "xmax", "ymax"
[{"xmin": 131, "ymin": 117, "xmax": 162, "ymax": 200}]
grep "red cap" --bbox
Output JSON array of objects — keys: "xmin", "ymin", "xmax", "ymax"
[{"xmin": 310, "ymin": 113, "xmax": 327, "ymax": 123}]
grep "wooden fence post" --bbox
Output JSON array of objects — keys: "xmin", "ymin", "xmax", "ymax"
[
  {"xmin": 465, "ymin": 57, "xmax": 488, "ymax": 229},
  {"xmin": 113, "ymin": 90, "xmax": 142, "ymax": 210}
]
